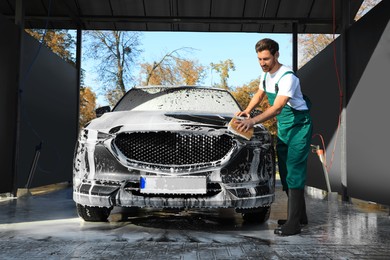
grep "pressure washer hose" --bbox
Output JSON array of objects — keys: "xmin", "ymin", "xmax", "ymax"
[{"xmin": 311, "ymin": 145, "xmax": 332, "ymax": 193}]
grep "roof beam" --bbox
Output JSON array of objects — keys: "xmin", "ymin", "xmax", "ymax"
[{"xmin": 8, "ymin": 15, "xmax": 335, "ymax": 26}]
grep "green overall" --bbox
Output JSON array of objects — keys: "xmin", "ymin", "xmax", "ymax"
[{"xmin": 263, "ymin": 71, "xmax": 313, "ymax": 190}]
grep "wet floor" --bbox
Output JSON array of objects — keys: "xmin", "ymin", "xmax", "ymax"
[{"xmin": 1, "ymin": 182, "xmax": 389, "ymax": 259}]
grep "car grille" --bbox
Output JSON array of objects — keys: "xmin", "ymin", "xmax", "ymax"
[{"xmin": 113, "ymin": 132, "xmax": 234, "ymax": 165}]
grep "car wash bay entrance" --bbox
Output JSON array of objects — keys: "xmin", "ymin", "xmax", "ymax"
[{"xmin": 1, "ymin": 0, "xmax": 390, "ymax": 207}]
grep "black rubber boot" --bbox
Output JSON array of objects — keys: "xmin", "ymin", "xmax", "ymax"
[
  {"xmin": 274, "ymin": 189, "xmax": 304, "ymax": 236},
  {"xmin": 277, "ymin": 189, "xmax": 289, "ymax": 225},
  {"xmin": 277, "ymin": 198, "xmax": 308, "ymax": 226}
]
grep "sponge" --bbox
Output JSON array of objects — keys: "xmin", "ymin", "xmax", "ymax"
[{"xmin": 228, "ymin": 117, "xmax": 254, "ymax": 140}]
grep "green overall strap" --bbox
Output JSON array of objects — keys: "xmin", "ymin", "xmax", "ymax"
[
  {"xmin": 275, "ymin": 71, "xmax": 294, "ymax": 93},
  {"xmin": 262, "ymin": 72, "xmax": 268, "ymax": 92},
  {"xmin": 262, "ymin": 71, "xmax": 294, "ymax": 93},
  {"xmin": 275, "ymin": 70, "xmax": 312, "ymax": 110}
]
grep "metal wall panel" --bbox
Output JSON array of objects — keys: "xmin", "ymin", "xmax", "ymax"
[
  {"xmin": 16, "ymin": 32, "xmax": 78, "ymax": 189},
  {"xmin": 346, "ymin": 1, "xmax": 390, "ymax": 206},
  {"xmin": 0, "ymin": 14, "xmax": 19, "ymax": 194},
  {"xmin": 298, "ymin": 39, "xmax": 343, "ymax": 193},
  {"xmin": 299, "ymin": 1, "xmax": 390, "ymax": 205}
]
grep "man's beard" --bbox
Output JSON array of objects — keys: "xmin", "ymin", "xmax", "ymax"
[{"xmin": 261, "ymin": 66, "xmax": 270, "ymax": 72}]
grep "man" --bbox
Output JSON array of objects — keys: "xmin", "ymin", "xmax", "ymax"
[{"xmin": 236, "ymin": 38, "xmax": 312, "ymax": 236}]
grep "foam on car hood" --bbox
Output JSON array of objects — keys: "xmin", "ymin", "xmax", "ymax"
[{"xmin": 85, "ymin": 110, "xmax": 233, "ymax": 134}]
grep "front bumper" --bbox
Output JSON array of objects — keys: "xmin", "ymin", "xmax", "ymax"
[{"xmin": 73, "ymin": 180, "xmax": 274, "ymax": 209}]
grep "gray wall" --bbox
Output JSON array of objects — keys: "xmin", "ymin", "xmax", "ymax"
[
  {"xmin": 298, "ymin": 40, "xmax": 343, "ymax": 193},
  {"xmin": 0, "ymin": 14, "xmax": 19, "ymax": 194},
  {"xmin": 16, "ymin": 32, "xmax": 78, "ymax": 189},
  {"xmin": 0, "ymin": 14, "xmax": 78, "ymax": 192},
  {"xmin": 299, "ymin": 0, "xmax": 390, "ymax": 205},
  {"xmin": 346, "ymin": 2, "xmax": 390, "ymax": 206}
]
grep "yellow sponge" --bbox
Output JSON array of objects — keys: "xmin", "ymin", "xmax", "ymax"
[{"xmin": 228, "ymin": 118, "xmax": 254, "ymax": 140}]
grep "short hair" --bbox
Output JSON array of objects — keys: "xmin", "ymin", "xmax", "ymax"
[{"xmin": 255, "ymin": 38, "xmax": 279, "ymax": 55}]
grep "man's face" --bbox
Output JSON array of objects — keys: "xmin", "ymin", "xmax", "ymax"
[{"xmin": 257, "ymin": 50, "xmax": 278, "ymax": 72}]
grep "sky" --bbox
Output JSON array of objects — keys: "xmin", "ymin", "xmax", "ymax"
[{"xmin": 83, "ymin": 32, "xmax": 293, "ymax": 106}]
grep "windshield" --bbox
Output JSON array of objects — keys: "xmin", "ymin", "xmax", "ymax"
[{"xmin": 113, "ymin": 87, "xmax": 241, "ymax": 114}]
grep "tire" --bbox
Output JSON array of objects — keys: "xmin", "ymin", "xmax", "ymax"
[
  {"xmin": 241, "ymin": 206, "xmax": 271, "ymax": 223},
  {"xmin": 76, "ymin": 203, "xmax": 112, "ymax": 222}
]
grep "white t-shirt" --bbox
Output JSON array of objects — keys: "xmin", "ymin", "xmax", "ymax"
[{"xmin": 259, "ymin": 65, "xmax": 308, "ymax": 111}]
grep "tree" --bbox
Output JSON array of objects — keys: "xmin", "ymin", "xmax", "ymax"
[
  {"xmin": 355, "ymin": 0, "xmax": 382, "ymax": 20},
  {"xmin": 177, "ymin": 59, "xmax": 206, "ymax": 85},
  {"xmin": 139, "ymin": 48, "xmax": 206, "ymax": 86},
  {"xmin": 210, "ymin": 59, "xmax": 235, "ymax": 90},
  {"xmin": 231, "ymin": 79, "xmax": 277, "ymax": 136},
  {"xmin": 298, "ymin": 34, "xmax": 335, "ymax": 68},
  {"xmin": 79, "ymin": 87, "xmax": 96, "ymax": 129},
  {"xmin": 298, "ymin": 0, "xmax": 381, "ymax": 68},
  {"xmin": 85, "ymin": 31, "xmax": 142, "ymax": 104},
  {"xmin": 105, "ymin": 88, "xmax": 124, "ymax": 108},
  {"xmin": 25, "ymin": 29, "xmax": 74, "ymax": 63}
]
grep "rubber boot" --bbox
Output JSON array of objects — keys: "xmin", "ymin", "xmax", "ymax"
[
  {"xmin": 277, "ymin": 190, "xmax": 289, "ymax": 226},
  {"xmin": 274, "ymin": 189, "xmax": 304, "ymax": 236},
  {"xmin": 277, "ymin": 198, "xmax": 308, "ymax": 226}
]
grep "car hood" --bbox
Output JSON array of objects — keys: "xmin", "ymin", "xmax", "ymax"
[{"xmin": 85, "ymin": 110, "xmax": 234, "ymax": 134}]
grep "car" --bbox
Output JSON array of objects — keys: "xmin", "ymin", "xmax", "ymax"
[{"xmin": 73, "ymin": 86, "xmax": 275, "ymax": 223}]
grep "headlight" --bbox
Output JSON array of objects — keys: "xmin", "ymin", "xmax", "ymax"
[
  {"xmin": 97, "ymin": 131, "xmax": 114, "ymax": 141},
  {"xmin": 79, "ymin": 129, "xmax": 115, "ymax": 144}
]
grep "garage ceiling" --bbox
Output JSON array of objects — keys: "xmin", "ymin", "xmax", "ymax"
[{"xmin": 1, "ymin": 0, "xmax": 363, "ymax": 33}]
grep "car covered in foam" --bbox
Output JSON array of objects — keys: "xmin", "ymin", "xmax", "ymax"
[{"xmin": 73, "ymin": 86, "xmax": 275, "ymax": 222}]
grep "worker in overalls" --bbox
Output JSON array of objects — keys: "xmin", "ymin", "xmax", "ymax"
[{"xmin": 236, "ymin": 38, "xmax": 313, "ymax": 236}]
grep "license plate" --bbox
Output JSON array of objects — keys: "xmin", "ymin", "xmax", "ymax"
[{"xmin": 140, "ymin": 176, "xmax": 207, "ymax": 194}]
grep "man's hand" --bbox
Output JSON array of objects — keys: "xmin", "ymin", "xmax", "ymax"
[
  {"xmin": 235, "ymin": 111, "xmax": 250, "ymax": 118},
  {"xmin": 236, "ymin": 118, "xmax": 255, "ymax": 133}
]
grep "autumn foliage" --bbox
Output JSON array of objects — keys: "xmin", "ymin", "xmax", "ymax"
[
  {"xmin": 210, "ymin": 59, "xmax": 235, "ymax": 90},
  {"xmin": 79, "ymin": 87, "xmax": 97, "ymax": 129},
  {"xmin": 139, "ymin": 48, "xmax": 206, "ymax": 86},
  {"xmin": 231, "ymin": 79, "xmax": 277, "ymax": 136},
  {"xmin": 25, "ymin": 29, "xmax": 74, "ymax": 63}
]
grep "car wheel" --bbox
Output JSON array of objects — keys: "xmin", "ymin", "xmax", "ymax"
[
  {"xmin": 242, "ymin": 206, "xmax": 271, "ymax": 223},
  {"xmin": 76, "ymin": 203, "xmax": 112, "ymax": 222}
]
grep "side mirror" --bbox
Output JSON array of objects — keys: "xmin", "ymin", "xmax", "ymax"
[{"xmin": 95, "ymin": 106, "xmax": 111, "ymax": 118}]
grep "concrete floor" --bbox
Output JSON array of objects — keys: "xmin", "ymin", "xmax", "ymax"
[{"xmin": 0, "ymin": 182, "xmax": 389, "ymax": 260}]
